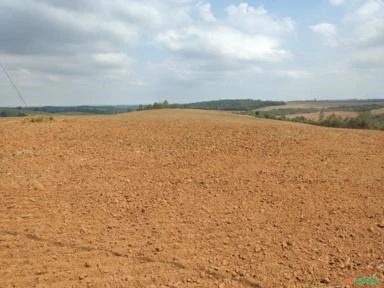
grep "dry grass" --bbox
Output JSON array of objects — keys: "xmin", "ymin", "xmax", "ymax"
[
  {"xmin": 22, "ymin": 115, "xmax": 54, "ymax": 123},
  {"xmin": 286, "ymin": 111, "xmax": 359, "ymax": 120},
  {"xmin": 255, "ymin": 103, "xmax": 323, "ymax": 111},
  {"xmin": 371, "ymin": 107, "xmax": 384, "ymax": 115}
]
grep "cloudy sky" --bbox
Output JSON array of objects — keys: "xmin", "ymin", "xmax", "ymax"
[{"xmin": 0, "ymin": 0, "xmax": 383, "ymax": 106}]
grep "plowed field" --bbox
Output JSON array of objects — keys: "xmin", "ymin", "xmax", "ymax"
[{"xmin": 1, "ymin": 109, "xmax": 383, "ymax": 288}]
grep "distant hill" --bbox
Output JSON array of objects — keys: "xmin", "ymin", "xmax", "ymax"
[
  {"xmin": 0, "ymin": 105, "xmax": 139, "ymax": 117},
  {"xmin": 140, "ymin": 99, "xmax": 285, "ymax": 111},
  {"xmin": 177, "ymin": 99, "xmax": 285, "ymax": 111}
]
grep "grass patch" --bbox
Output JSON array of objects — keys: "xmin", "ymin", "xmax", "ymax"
[
  {"xmin": 243, "ymin": 110, "xmax": 384, "ymax": 131},
  {"xmin": 371, "ymin": 107, "xmax": 384, "ymax": 115},
  {"xmin": 23, "ymin": 115, "xmax": 54, "ymax": 123}
]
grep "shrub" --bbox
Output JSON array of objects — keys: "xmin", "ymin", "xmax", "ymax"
[
  {"xmin": 23, "ymin": 115, "xmax": 54, "ymax": 123},
  {"xmin": 346, "ymin": 112, "xmax": 384, "ymax": 130},
  {"xmin": 320, "ymin": 113, "xmax": 345, "ymax": 128},
  {"xmin": 249, "ymin": 109, "xmax": 384, "ymax": 131},
  {"xmin": 291, "ymin": 116, "xmax": 307, "ymax": 123}
]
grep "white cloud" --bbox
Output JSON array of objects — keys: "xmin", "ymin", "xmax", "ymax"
[
  {"xmin": 226, "ymin": 3, "xmax": 295, "ymax": 35},
  {"xmin": 310, "ymin": 23, "xmax": 338, "ymax": 46},
  {"xmin": 348, "ymin": 46, "xmax": 384, "ymax": 69},
  {"xmin": 310, "ymin": 23, "xmax": 337, "ymax": 38},
  {"xmin": 155, "ymin": 2, "xmax": 295, "ymax": 88},
  {"xmin": 2, "ymin": 0, "xmax": 381, "ymax": 106},
  {"xmin": 277, "ymin": 70, "xmax": 311, "ymax": 79},
  {"xmin": 157, "ymin": 26, "xmax": 290, "ymax": 63},
  {"xmin": 196, "ymin": 2, "xmax": 216, "ymax": 22},
  {"xmin": 157, "ymin": 2, "xmax": 294, "ymax": 67},
  {"xmin": 352, "ymin": 0, "xmax": 383, "ymax": 19},
  {"xmin": 0, "ymin": 0, "xmax": 296, "ymax": 87},
  {"xmin": 342, "ymin": 0, "xmax": 384, "ymax": 69},
  {"xmin": 92, "ymin": 53, "xmax": 133, "ymax": 67},
  {"xmin": 0, "ymin": 51, "xmax": 136, "ymax": 83},
  {"xmin": 344, "ymin": 0, "xmax": 384, "ymax": 48},
  {"xmin": 329, "ymin": 0, "xmax": 349, "ymax": 6}
]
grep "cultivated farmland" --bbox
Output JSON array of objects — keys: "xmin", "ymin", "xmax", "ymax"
[{"xmin": 1, "ymin": 109, "xmax": 383, "ymax": 288}]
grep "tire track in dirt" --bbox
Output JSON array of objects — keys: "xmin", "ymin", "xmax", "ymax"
[{"xmin": 1, "ymin": 229, "xmax": 262, "ymax": 287}]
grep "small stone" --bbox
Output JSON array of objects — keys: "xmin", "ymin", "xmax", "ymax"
[
  {"xmin": 282, "ymin": 240, "xmax": 293, "ymax": 248},
  {"xmin": 79, "ymin": 274, "xmax": 87, "ymax": 280},
  {"xmin": 320, "ymin": 277, "xmax": 330, "ymax": 284},
  {"xmin": 124, "ymin": 275, "xmax": 134, "ymax": 281},
  {"xmin": 377, "ymin": 221, "xmax": 384, "ymax": 228},
  {"xmin": 84, "ymin": 262, "xmax": 91, "ymax": 268}
]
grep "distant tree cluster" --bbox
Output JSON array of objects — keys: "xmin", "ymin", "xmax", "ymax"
[
  {"xmin": 178, "ymin": 99, "xmax": 284, "ymax": 111},
  {"xmin": 0, "ymin": 110, "xmax": 27, "ymax": 117},
  {"xmin": 326, "ymin": 104, "xmax": 382, "ymax": 112},
  {"xmin": 0, "ymin": 106, "xmax": 137, "ymax": 117},
  {"xmin": 318, "ymin": 112, "xmax": 384, "ymax": 130},
  {"xmin": 29, "ymin": 106, "xmax": 132, "ymax": 114},
  {"xmin": 140, "ymin": 99, "xmax": 285, "ymax": 111},
  {"xmin": 250, "ymin": 111, "xmax": 384, "ymax": 131},
  {"xmin": 139, "ymin": 100, "xmax": 170, "ymax": 110}
]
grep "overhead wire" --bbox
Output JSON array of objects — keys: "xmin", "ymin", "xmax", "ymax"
[{"xmin": 0, "ymin": 62, "xmax": 27, "ymax": 107}]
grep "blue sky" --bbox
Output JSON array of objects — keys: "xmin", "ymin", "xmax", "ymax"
[{"xmin": 0, "ymin": 0, "xmax": 383, "ymax": 106}]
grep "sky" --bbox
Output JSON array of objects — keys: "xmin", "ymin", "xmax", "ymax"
[{"xmin": 0, "ymin": 0, "xmax": 383, "ymax": 106}]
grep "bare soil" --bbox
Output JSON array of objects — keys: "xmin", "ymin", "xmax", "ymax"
[{"xmin": 1, "ymin": 109, "xmax": 383, "ymax": 288}]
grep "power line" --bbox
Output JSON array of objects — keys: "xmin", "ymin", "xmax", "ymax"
[{"xmin": 0, "ymin": 62, "xmax": 27, "ymax": 107}]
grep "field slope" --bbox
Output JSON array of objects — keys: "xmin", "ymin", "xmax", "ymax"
[{"xmin": 1, "ymin": 109, "xmax": 383, "ymax": 288}]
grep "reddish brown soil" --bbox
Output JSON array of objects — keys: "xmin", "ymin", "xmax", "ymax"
[
  {"xmin": 286, "ymin": 111, "xmax": 358, "ymax": 121},
  {"xmin": 1, "ymin": 109, "xmax": 383, "ymax": 288}
]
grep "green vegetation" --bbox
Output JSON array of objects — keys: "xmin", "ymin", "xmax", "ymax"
[
  {"xmin": 245, "ymin": 100, "xmax": 384, "ymax": 131},
  {"xmin": 326, "ymin": 104, "xmax": 382, "ymax": 112},
  {"xmin": 141, "ymin": 99, "xmax": 285, "ymax": 111},
  {"xmin": 256, "ymin": 99, "xmax": 384, "ymax": 111},
  {"xmin": 138, "ymin": 100, "xmax": 170, "ymax": 110},
  {"xmin": 254, "ymin": 108, "xmax": 319, "ymax": 117},
  {"xmin": 2, "ymin": 99, "xmax": 383, "ymax": 131},
  {"xmin": 178, "ymin": 99, "xmax": 285, "ymax": 110},
  {"xmin": 247, "ymin": 111, "xmax": 384, "ymax": 131},
  {"xmin": 320, "ymin": 112, "xmax": 384, "ymax": 130},
  {"xmin": 371, "ymin": 107, "xmax": 384, "ymax": 115},
  {"xmin": 253, "ymin": 104, "xmax": 382, "ymax": 117},
  {"xmin": 0, "ymin": 105, "xmax": 138, "ymax": 117},
  {"xmin": 0, "ymin": 108, "xmax": 41, "ymax": 117},
  {"xmin": 3, "ymin": 100, "xmax": 285, "ymax": 117},
  {"xmin": 32, "ymin": 106, "xmax": 136, "ymax": 115},
  {"xmin": 23, "ymin": 115, "xmax": 54, "ymax": 123}
]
